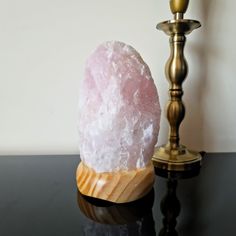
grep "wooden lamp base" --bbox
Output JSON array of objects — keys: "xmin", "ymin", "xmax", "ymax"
[{"xmin": 76, "ymin": 162, "xmax": 155, "ymax": 203}]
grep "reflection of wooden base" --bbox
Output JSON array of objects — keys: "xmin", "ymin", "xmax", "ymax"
[
  {"xmin": 76, "ymin": 162, "xmax": 155, "ymax": 203},
  {"xmin": 77, "ymin": 189, "xmax": 154, "ymax": 225}
]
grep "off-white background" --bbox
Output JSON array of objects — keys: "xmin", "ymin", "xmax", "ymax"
[{"xmin": 0, "ymin": 0, "xmax": 235, "ymax": 155}]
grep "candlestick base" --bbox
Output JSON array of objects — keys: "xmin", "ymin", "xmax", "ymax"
[{"xmin": 152, "ymin": 145, "xmax": 202, "ymax": 171}]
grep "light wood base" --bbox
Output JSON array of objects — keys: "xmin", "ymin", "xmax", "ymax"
[{"xmin": 76, "ymin": 162, "xmax": 155, "ymax": 203}]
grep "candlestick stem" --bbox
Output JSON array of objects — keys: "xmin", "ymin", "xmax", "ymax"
[{"xmin": 152, "ymin": 0, "xmax": 202, "ymax": 171}]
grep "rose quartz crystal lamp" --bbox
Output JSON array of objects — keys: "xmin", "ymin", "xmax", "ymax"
[{"xmin": 76, "ymin": 41, "xmax": 161, "ymax": 203}]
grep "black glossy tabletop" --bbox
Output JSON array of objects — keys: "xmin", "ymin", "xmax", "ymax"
[{"xmin": 0, "ymin": 153, "xmax": 235, "ymax": 236}]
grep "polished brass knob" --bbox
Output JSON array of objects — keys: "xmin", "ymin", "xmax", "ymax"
[{"xmin": 170, "ymin": 0, "xmax": 189, "ymax": 14}]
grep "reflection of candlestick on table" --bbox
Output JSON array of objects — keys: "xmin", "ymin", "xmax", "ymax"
[
  {"xmin": 155, "ymin": 160, "xmax": 201, "ymax": 236},
  {"xmin": 159, "ymin": 178, "xmax": 180, "ymax": 236},
  {"xmin": 152, "ymin": 0, "xmax": 202, "ymax": 171}
]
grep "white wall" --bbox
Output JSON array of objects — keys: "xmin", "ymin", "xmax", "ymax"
[{"xmin": 0, "ymin": 0, "xmax": 235, "ymax": 155}]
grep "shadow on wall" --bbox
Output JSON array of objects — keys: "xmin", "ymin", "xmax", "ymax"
[
  {"xmin": 181, "ymin": 0, "xmax": 213, "ymax": 152},
  {"xmin": 179, "ymin": 2, "xmax": 214, "ymax": 233}
]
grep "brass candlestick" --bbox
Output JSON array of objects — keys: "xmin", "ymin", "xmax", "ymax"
[{"xmin": 152, "ymin": 0, "xmax": 202, "ymax": 171}]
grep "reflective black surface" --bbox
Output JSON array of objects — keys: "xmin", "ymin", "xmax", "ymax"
[
  {"xmin": 0, "ymin": 153, "xmax": 236, "ymax": 235},
  {"xmin": 77, "ymin": 189, "xmax": 156, "ymax": 235}
]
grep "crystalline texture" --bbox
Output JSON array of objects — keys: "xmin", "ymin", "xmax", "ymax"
[{"xmin": 78, "ymin": 41, "xmax": 161, "ymax": 173}]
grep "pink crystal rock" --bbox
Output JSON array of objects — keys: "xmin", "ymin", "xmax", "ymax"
[{"xmin": 78, "ymin": 41, "xmax": 161, "ymax": 173}]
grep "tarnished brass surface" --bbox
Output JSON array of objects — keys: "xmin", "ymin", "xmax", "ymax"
[
  {"xmin": 152, "ymin": 0, "xmax": 201, "ymax": 171},
  {"xmin": 157, "ymin": 20, "xmax": 201, "ymax": 36},
  {"xmin": 153, "ymin": 145, "xmax": 202, "ymax": 171},
  {"xmin": 170, "ymin": 0, "xmax": 189, "ymax": 14}
]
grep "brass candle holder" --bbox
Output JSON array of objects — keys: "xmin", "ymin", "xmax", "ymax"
[{"xmin": 152, "ymin": 0, "xmax": 202, "ymax": 171}]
